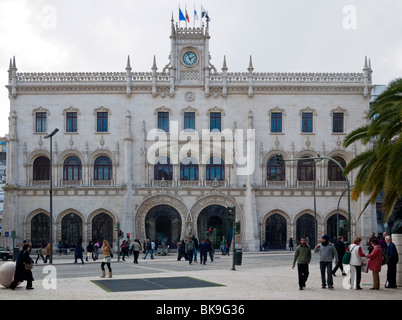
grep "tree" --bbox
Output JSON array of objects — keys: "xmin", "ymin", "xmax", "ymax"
[{"xmin": 343, "ymin": 78, "xmax": 402, "ymax": 222}]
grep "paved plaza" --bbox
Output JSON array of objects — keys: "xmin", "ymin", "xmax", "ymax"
[{"xmin": 1, "ymin": 251, "xmax": 401, "ymax": 301}]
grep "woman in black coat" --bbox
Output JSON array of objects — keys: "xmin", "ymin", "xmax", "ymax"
[{"xmin": 9, "ymin": 243, "xmax": 34, "ymax": 290}]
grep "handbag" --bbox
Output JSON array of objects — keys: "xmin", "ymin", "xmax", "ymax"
[
  {"xmin": 24, "ymin": 262, "xmax": 33, "ymax": 270},
  {"xmin": 342, "ymin": 245, "xmax": 356, "ymax": 264}
]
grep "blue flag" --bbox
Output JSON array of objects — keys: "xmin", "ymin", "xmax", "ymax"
[{"xmin": 179, "ymin": 8, "xmax": 186, "ymax": 21}]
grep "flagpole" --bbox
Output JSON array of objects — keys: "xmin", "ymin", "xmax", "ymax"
[{"xmin": 193, "ymin": 4, "xmax": 195, "ymax": 28}]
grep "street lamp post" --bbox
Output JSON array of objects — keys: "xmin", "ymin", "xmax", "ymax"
[{"xmin": 44, "ymin": 128, "xmax": 59, "ymax": 264}]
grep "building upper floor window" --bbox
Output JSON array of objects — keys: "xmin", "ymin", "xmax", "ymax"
[
  {"xmin": 154, "ymin": 156, "xmax": 173, "ymax": 180},
  {"xmin": 66, "ymin": 112, "xmax": 77, "ymax": 133},
  {"xmin": 158, "ymin": 112, "xmax": 169, "ymax": 132},
  {"xmin": 301, "ymin": 112, "xmax": 313, "ymax": 133},
  {"xmin": 94, "ymin": 156, "xmax": 112, "ymax": 180},
  {"xmin": 206, "ymin": 156, "xmax": 225, "ymax": 181},
  {"xmin": 35, "ymin": 112, "xmax": 47, "ymax": 133},
  {"xmin": 63, "ymin": 156, "xmax": 82, "ymax": 180},
  {"xmin": 180, "ymin": 156, "xmax": 199, "ymax": 180},
  {"xmin": 328, "ymin": 156, "xmax": 346, "ymax": 181},
  {"xmin": 271, "ymin": 112, "xmax": 282, "ymax": 133},
  {"xmin": 267, "ymin": 156, "xmax": 285, "ymax": 181},
  {"xmin": 97, "ymin": 112, "xmax": 108, "ymax": 132},
  {"xmin": 184, "ymin": 112, "xmax": 195, "ymax": 131},
  {"xmin": 297, "ymin": 157, "xmax": 315, "ymax": 181},
  {"xmin": 210, "ymin": 112, "xmax": 221, "ymax": 132},
  {"xmin": 33, "ymin": 156, "xmax": 50, "ymax": 180},
  {"xmin": 332, "ymin": 112, "xmax": 344, "ymax": 133}
]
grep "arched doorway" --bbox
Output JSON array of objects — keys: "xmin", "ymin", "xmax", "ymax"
[
  {"xmin": 61, "ymin": 213, "xmax": 83, "ymax": 247},
  {"xmin": 296, "ymin": 214, "xmax": 316, "ymax": 248},
  {"xmin": 31, "ymin": 213, "xmax": 49, "ymax": 247},
  {"xmin": 265, "ymin": 214, "xmax": 287, "ymax": 249},
  {"xmin": 92, "ymin": 213, "xmax": 113, "ymax": 247},
  {"xmin": 197, "ymin": 205, "xmax": 232, "ymax": 249},
  {"xmin": 327, "ymin": 214, "xmax": 349, "ymax": 243},
  {"xmin": 145, "ymin": 205, "xmax": 181, "ymax": 248}
]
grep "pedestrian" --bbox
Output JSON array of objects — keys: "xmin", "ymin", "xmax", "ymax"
[
  {"xmin": 347, "ymin": 237, "xmax": 366, "ymax": 290},
  {"xmin": 225, "ymin": 240, "xmax": 230, "ymax": 256},
  {"xmin": 185, "ymin": 237, "xmax": 195, "ymax": 264},
  {"xmin": 384, "ymin": 235, "xmax": 399, "ymax": 288},
  {"xmin": 221, "ymin": 236, "xmax": 226, "ymax": 255},
  {"xmin": 177, "ymin": 240, "xmax": 186, "ymax": 261},
  {"xmin": 366, "ymin": 237, "xmax": 383, "ymax": 290},
  {"xmin": 93, "ymin": 242, "xmax": 99, "ymax": 260},
  {"xmin": 100, "ymin": 240, "xmax": 112, "ymax": 278},
  {"xmin": 314, "ymin": 235, "xmax": 339, "ymax": 289},
  {"xmin": 86, "ymin": 241, "xmax": 94, "ymax": 261},
  {"xmin": 192, "ymin": 236, "xmax": 199, "ymax": 262},
  {"xmin": 120, "ymin": 240, "xmax": 129, "ymax": 261},
  {"xmin": 332, "ymin": 236, "xmax": 347, "ymax": 277},
  {"xmin": 74, "ymin": 242, "xmax": 84, "ymax": 264},
  {"xmin": 292, "ymin": 237, "xmax": 311, "ymax": 290},
  {"xmin": 9, "ymin": 243, "xmax": 34, "ymax": 290},
  {"xmin": 199, "ymin": 239, "xmax": 209, "ymax": 265},
  {"xmin": 35, "ymin": 245, "xmax": 45, "ymax": 264},
  {"xmin": 206, "ymin": 237, "xmax": 214, "ymax": 262},
  {"xmin": 366, "ymin": 232, "xmax": 375, "ymax": 254},
  {"xmin": 130, "ymin": 239, "xmax": 142, "ymax": 264},
  {"xmin": 44, "ymin": 242, "xmax": 50, "ymax": 263},
  {"xmin": 143, "ymin": 238, "xmax": 154, "ymax": 259},
  {"xmin": 288, "ymin": 238, "xmax": 294, "ymax": 251}
]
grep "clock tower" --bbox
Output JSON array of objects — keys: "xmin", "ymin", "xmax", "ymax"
[{"xmin": 166, "ymin": 15, "xmax": 213, "ymax": 93}]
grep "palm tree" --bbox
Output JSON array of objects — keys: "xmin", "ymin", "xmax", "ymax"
[{"xmin": 343, "ymin": 78, "xmax": 402, "ymax": 222}]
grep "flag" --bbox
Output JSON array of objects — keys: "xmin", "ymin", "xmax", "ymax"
[
  {"xmin": 185, "ymin": 7, "xmax": 190, "ymax": 23},
  {"xmin": 201, "ymin": 5, "xmax": 207, "ymax": 18},
  {"xmin": 201, "ymin": 5, "xmax": 210, "ymax": 21},
  {"xmin": 179, "ymin": 7, "xmax": 186, "ymax": 21},
  {"xmin": 194, "ymin": 8, "xmax": 199, "ymax": 21}
]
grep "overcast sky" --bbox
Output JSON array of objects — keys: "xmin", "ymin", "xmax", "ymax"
[{"xmin": 1, "ymin": 0, "xmax": 401, "ymax": 137}]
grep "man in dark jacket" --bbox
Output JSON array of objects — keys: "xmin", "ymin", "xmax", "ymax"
[
  {"xmin": 385, "ymin": 235, "xmax": 399, "ymax": 288},
  {"xmin": 332, "ymin": 236, "xmax": 347, "ymax": 277}
]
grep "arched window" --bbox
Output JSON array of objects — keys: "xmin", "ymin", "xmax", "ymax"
[
  {"xmin": 154, "ymin": 156, "xmax": 173, "ymax": 180},
  {"xmin": 94, "ymin": 156, "xmax": 112, "ymax": 180},
  {"xmin": 63, "ymin": 156, "xmax": 82, "ymax": 180},
  {"xmin": 297, "ymin": 156, "xmax": 315, "ymax": 181},
  {"xmin": 267, "ymin": 156, "xmax": 285, "ymax": 181},
  {"xmin": 33, "ymin": 156, "xmax": 50, "ymax": 181},
  {"xmin": 61, "ymin": 213, "xmax": 83, "ymax": 247},
  {"xmin": 328, "ymin": 156, "xmax": 346, "ymax": 181},
  {"xmin": 206, "ymin": 157, "xmax": 225, "ymax": 181},
  {"xmin": 180, "ymin": 156, "xmax": 199, "ymax": 180},
  {"xmin": 92, "ymin": 213, "xmax": 113, "ymax": 246},
  {"xmin": 31, "ymin": 213, "xmax": 49, "ymax": 247}
]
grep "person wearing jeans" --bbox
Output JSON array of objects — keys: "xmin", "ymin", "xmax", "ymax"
[{"xmin": 314, "ymin": 235, "xmax": 339, "ymax": 289}]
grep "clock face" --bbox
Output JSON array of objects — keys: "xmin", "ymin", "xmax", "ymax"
[{"xmin": 182, "ymin": 51, "xmax": 198, "ymax": 66}]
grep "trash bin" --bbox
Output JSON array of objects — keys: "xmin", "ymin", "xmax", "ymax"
[{"xmin": 234, "ymin": 249, "xmax": 242, "ymax": 266}]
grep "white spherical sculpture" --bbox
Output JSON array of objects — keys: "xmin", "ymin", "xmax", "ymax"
[{"xmin": 0, "ymin": 262, "xmax": 20, "ymax": 288}]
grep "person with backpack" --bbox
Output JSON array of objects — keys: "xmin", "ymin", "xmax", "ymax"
[{"xmin": 185, "ymin": 237, "xmax": 195, "ymax": 265}]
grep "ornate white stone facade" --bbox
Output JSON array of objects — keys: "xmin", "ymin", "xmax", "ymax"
[{"xmin": 2, "ymin": 18, "xmax": 375, "ymax": 251}]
